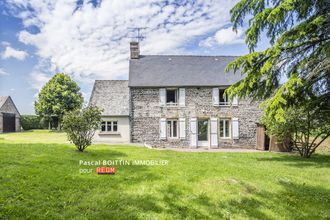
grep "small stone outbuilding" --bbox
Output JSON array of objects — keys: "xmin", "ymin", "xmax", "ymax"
[
  {"xmin": 0, "ymin": 96, "xmax": 21, "ymax": 133},
  {"xmin": 89, "ymin": 80, "xmax": 130, "ymax": 143}
]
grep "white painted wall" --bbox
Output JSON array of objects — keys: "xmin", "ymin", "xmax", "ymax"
[{"xmin": 93, "ymin": 116, "xmax": 130, "ymax": 143}]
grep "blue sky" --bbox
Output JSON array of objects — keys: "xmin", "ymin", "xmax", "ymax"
[{"xmin": 0, "ymin": 0, "xmax": 270, "ymax": 114}]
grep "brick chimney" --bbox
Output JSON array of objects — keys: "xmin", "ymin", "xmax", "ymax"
[{"xmin": 130, "ymin": 41, "xmax": 140, "ymax": 59}]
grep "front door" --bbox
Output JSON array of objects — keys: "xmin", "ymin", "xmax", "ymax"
[
  {"xmin": 197, "ymin": 119, "xmax": 209, "ymax": 147},
  {"xmin": 3, "ymin": 113, "xmax": 16, "ymax": 132}
]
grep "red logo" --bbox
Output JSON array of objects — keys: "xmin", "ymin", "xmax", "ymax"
[{"xmin": 96, "ymin": 167, "xmax": 116, "ymax": 174}]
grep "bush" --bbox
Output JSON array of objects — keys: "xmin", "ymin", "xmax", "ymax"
[
  {"xmin": 263, "ymin": 106, "xmax": 330, "ymax": 158},
  {"xmin": 20, "ymin": 115, "xmax": 46, "ymax": 130},
  {"xmin": 62, "ymin": 106, "xmax": 102, "ymax": 152}
]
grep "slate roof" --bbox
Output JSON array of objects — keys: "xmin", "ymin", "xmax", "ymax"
[
  {"xmin": 0, "ymin": 96, "xmax": 9, "ymax": 109},
  {"xmin": 129, "ymin": 55, "xmax": 243, "ymax": 87},
  {"xmin": 89, "ymin": 80, "xmax": 129, "ymax": 116},
  {"xmin": 0, "ymin": 96, "xmax": 20, "ymax": 115}
]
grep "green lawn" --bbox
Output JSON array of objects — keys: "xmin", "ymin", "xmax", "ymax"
[{"xmin": 0, "ymin": 130, "xmax": 329, "ymax": 219}]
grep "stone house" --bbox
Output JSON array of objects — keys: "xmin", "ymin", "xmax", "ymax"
[
  {"xmin": 0, "ymin": 96, "xmax": 21, "ymax": 133},
  {"xmin": 90, "ymin": 42, "xmax": 263, "ymax": 148}
]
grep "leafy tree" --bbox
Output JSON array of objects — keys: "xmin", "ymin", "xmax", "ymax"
[
  {"xmin": 62, "ymin": 106, "xmax": 102, "ymax": 152},
  {"xmin": 226, "ymin": 0, "xmax": 330, "ymax": 157},
  {"xmin": 35, "ymin": 73, "xmax": 83, "ymax": 129}
]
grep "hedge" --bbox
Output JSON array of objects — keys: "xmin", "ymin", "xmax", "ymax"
[{"xmin": 20, "ymin": 115, "xmax": 46, "ymax": 130}]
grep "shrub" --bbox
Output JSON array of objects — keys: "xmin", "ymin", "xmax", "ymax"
[
  {"xmin": 20, "ymin": 115, "xmax": 46, "ymax": 130},
  {"xmin": 62, "ymin": 106, "xmax": 102, "ymax": 152},
  {"xmin": 263, "ymin": 106, "xmax": 330, "ymax": 158}
]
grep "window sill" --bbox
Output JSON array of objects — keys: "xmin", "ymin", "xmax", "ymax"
[
  {"xmin": 99, "ymin": 132, "xmax": 120, "ymax": 135},
  {"xmin": 220, "ymin": 137, "xmax": 232, "ymax": 140},
  {"xmin": 166, "ymin": 103, "xmax": 178, "ymax": 107},
  {"xmin": 161, "ymin": 105, "xmax": 186, "ymax": 108},
  {"xmin": 213, "ymin": 104, "xmax": 238, "ymax": 107}
]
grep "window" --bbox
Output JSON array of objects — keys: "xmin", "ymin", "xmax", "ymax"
[
  {"xmin": 113, "ymin": 121, "xmax": 118, "ymax": 132},
  {"xmin": 220, "ymin": 119, "xmax": 231, "ymax": 138},
  {"xmin": 166, "ymin": 89, "xmax": 178, "ymax": 105},
  {"xmin": 107, "ymin": 121, "xmax": 112, "ymax": 132},
  {"xmin": 101, "ymin": 121, "xmax": 106, "ymax": 132},
  {"xmin": 219, "ymin": 89, "xmax": 229, "ymax": 105},
  {"xmin": 167, "ymin": 119, "xmax": 178, "ymax": 138},
  {"xmin": 101, "ymin": 121, "xmax": 118, "ymax": 132}
]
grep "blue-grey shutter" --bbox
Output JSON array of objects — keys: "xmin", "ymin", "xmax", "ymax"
[
  {"xmin": 232, "ymin": 118, "xmax": 239, "ymax": 139},
  {"xmin": 190, "ymin": 118, "xmax": 197, "ymax": 148},
  {"xmin": 212, "ymin": 88, "xmax": 219, "ymax": 106},
  {"xmin": 159, "ymin": 88, "xmax": 166, "ymax": 106},
  {"xmin": 160, "ymin": 118, "xmax": 166, "ymax": 139},
  {"xmin": 179, "ymin": 88, "xmax": 185, "ymax": 107},
  {"xmin": 210, "ymin": 118, "xmax": 218, "ymax": 148}
]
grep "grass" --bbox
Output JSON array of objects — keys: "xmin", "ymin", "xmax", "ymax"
[{"xmin": 0, "ymin": 130, "xmax": 329, "ymax": 219}]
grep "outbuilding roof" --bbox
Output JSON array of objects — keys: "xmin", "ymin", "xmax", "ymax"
[
  {"xmin": 0, "ymin": 96, "xmax": 9, "ymax": 109},
  {"xmin": 89, "ymin": 80, "xmax": 129, "ymax": 116},
  {"xmin": 129, "ymin": 55, "xmax": 243, "ymax": 87},
  {"xmin": 0, "ymin": 96, "xmax": 20, "ymax": 116}
]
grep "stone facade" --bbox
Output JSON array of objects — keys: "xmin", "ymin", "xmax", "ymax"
[{"xmin": 130, "ymin": 87, "xmax": 263, "ymax": 148}]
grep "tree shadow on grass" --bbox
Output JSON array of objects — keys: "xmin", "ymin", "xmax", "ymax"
[
  {"xmin": 257, "ymin": 153, "xmax": 330, "ymax": 168},
  {"xmin": 80, "ymin": 183, "xmax": 216, "ymax": 219},
  {"xmin": 160, "ymin": 184, "xmax": 212, "ymax": 219},
  {"xmin": 218, "ymin": 181, "xmax": 330, "ymax": 219}
]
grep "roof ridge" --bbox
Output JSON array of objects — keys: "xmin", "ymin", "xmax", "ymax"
[
  {"xmin": 139, "ymin": 55, "xmax": 239, "ymax": 58},
  {"xmin": 95, "ymin": 79, "xmax": 129, "ymax": 82}
]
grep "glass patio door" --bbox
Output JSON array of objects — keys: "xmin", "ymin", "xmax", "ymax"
[{"xmin": 197, "ymin": 119, "xmax": 209, "ymax": 147}]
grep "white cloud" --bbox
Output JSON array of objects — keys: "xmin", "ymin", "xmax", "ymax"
[
  {"xmin": 6, "ymin": 0, "xmax": 239, "ymax": 84},
  {"xmin": 199, "ymin": 26, "xmax": 244, "ymax": 47},
  {"xmin": 29, "ymin": 71, "xmax": 51, "ymax": 90},
  {"xmin": 27, "ymin": 59, "xmax": 53, "ymax": 90},
  {"xmin": 1, "ymin": 41, "xmax": 10, "ymax": 46},
  {"xmin": 1, "ymin": 46, "xmax": 28, "ymax": 60},
  {"xmin": 0, "ymin": 68, "xmax": 9, "ymax": 76}
]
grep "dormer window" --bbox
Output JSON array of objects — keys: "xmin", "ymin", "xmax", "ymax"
[
  {"xmin": 166, "ymin": 89, "xmax": 178, "ymax": 106},
  {"xmin": 219, "ymin": 89, "xmax": 229, "ymax": 105}
]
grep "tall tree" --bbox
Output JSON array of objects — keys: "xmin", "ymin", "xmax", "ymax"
[
  {"xmin": 226, "ymin": 0, "xmax": 330, "ymax": 157},
  {"xmin": 35, "ymin": 73, "xmax": 83, "ymax": 129}
]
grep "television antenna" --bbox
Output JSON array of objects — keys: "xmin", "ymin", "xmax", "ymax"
[{"xmin": 128, "ymin": 27, "xmax": 147, "ymax": 42}]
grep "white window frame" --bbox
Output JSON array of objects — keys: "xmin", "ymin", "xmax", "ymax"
[
  {"xmin": 219, "ymin": 89, "xmax": 230, "ymax": 106},
  {"xmin": 219, "ymin": 118, "xmax": 231, "ymax": 139},
  {"xmin": 167, "ymin": 119, "xmax": 178, "ymax": 138},
  {"xmin": 166, "ymin": 88, "xmax": 178, "ymax": 106},
  {"xmin": 101, "ymin": 121, "xmax": 118, "ymax": 132}
]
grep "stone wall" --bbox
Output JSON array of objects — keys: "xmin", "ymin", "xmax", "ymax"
[
  {"xmin": 15, "ymin": 116, "xmax": 21, "ymax": 132},
  {"xmin": 130, "ymin": 87, "xmax": 264, "ymax": 148}
]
